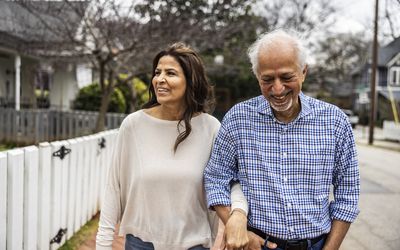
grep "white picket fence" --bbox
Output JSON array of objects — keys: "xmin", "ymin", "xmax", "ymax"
[
  {"xmin": 0, "ymin": 129, "xmax": 118, "ymax": 250},
  {"xmin": 383, "ymin": 120, "xmax": 400, "ymax": 142}
]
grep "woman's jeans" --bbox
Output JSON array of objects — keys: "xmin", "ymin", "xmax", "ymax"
[
  {"xmin": 263, "ymin": 237, "xmax": 326, "ymax": 250},
  {"xmin": 125, "ymin": 234, "xmax": 210, "ymax": 250}
]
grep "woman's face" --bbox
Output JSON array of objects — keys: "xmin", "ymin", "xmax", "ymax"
[{"xmin": 152, "ymin": 55, "xmax": 187, "ymax": 109}]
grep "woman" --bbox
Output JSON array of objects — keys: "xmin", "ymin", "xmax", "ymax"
[{"xmin": 96, "ymin": 43, "xmax": 247, "ymax": 250}]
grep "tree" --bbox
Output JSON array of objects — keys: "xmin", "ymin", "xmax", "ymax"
[
  {"xmin": 256, "ymin": 0, "xmax": 336, "ymax": 35},
  {"xmin": 17, "ymin": 0, "xmax": 339, "ymax": 128},
  {"xmin": 383, "ymin": 0, "xmax": 400, "ymax": 40},
  {"xmin": 207, "ymin": 0, "xmax": 338, "ymax": 107},
  {"xmin": 310, "ymin": 32, "xmax": 371, "ymax": 104},
  {"xmin": 17, "ymin": 0, "xmax": 157, "ymax": 131},
  {"xmin": 314, "ymin": 32, "xmax": 371, "ymax": 82},
  {"xmin": 18, "ymin": 0, "xmax": 259, "ymax": 131}
]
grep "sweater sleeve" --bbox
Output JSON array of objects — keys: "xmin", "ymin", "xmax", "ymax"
[
  {"xmin": 230, "ymin": 182, "xmax": 248, "ymax": 216},
  {"xmin": 96, "ymin": 119, "xmax": 129, "ymax": 249}
]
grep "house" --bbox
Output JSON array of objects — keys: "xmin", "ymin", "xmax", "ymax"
[
  {"xmin": 352, "ymin": 37, "xmax": 400, "ymax": 124},
  {"xmin": 0, "ymin": 1, "xmax": 92, "ymax": 110}
]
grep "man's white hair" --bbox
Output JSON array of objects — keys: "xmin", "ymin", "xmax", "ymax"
[{"xmin": 247, "ymin": 29, "xmax": 308, "ymax": 76}]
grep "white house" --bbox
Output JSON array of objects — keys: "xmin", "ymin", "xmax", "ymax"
[{"xmin": 0, "ymin": 1, "xmax": 93, "ymax": 111}]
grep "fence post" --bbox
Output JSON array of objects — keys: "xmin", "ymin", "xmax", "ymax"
[
  {"xmin": 23, "ymin": 146, "xmax": 39, "ymax": 250},
  {"xmin": 7, "ymin": 149, "xmax": 24, "ymax": 250},
  {"xmin": 80, "ymin": 136, "xmax": 91, "ymax": 224},
  {"xmin": 50, "ymin": 141, "xmax": 63, "ymax": 250},
  {"xmin": 5, "ymin": 109, "xmax": 12, "ymax": 142},
  {"xmin": 66, "ymin": 138, "xmax": 78, "ymax": 240},
  {"xmin": 38, "ymin": 142, "xmax": 51, "ymax": 250},
  {"xmin": 95, "ymin": 132, "xmax": 104, "ymax": 211},
  {"xmin": 0, "ymin": 152, "xmax": 7, "ymax": 250},
  {"xmin": 60, "ymin": 140, "xmax": 70, "ymax": 247},
  {"xmin": 87, "ymin": 135, "xmax": 97, "ymax": 218},
  {"xmin": 74, "ymin": 137, "xmax": 84, "ymax": 232},
  {"xmin": 0, "ymin": 109, "xmax": 3, "ymax": 141}
]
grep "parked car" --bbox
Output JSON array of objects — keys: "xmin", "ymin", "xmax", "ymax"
[{"xmin": 342, "ymin": 109, "xmax": 359, "ymax": 128}]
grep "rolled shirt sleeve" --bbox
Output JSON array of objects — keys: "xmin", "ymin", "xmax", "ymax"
[
  {"xmin": 330, "ymin": 118, "xmax": 360, "ymax": 222},
  {"xmin": 204, "ymin": 119, "xmax": 239, "ymax": 208}
]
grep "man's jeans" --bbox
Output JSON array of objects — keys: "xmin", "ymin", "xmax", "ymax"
[
  {"xmin": 125, "ymin": 234, "xmax": 210, "ymax": 250},
  {"xmin": 263, "ymin": 237, "xmax": 326, "ymax": 250}
]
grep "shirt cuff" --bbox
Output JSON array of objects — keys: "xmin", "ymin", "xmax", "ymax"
[
  {"xmin": 329, "ymin": 202, "xmax": 360, "ymax": 223},
  {"xmin": 206, "ymin": 191, "xmax": 231, "ymax": 209}
]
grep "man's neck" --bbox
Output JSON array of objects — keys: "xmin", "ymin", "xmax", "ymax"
[{"xmin": 273, "ymin": 101, "xmax": 301, "ymax": 124}]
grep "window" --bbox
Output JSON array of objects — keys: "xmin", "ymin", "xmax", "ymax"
[{"xmin": 389, "ymin": 67, "xmax": 400, "ymax": 86}]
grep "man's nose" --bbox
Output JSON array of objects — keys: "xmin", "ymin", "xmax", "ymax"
[{"xmin": 272, "ymin": 80, "xmax": 285, "ymax": 95}]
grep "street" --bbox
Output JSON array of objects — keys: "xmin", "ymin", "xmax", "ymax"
[{"xmin": 341, "ymin": 128, "xmax": 400, "ymax": 250}]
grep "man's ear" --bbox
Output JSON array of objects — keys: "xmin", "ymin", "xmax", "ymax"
[
  {"xmin": 302, "ymin": 64, "xmax": 308, "ymax": 76},
  {"xmin": 301, "ymin": 65, "xmax": 308, "ymax": 82}
]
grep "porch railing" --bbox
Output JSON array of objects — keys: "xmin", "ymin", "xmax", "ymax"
[{"xmin": 0, "ymin": 108, "xmax": 126, "ymax": 145}]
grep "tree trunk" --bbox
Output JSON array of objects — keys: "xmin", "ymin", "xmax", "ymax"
[
  {"xmin": 127, "ymin": 82, "xmax": 137, "ymax": 113},
  {"xmin": 94, "ymin": 89, "xmax": 113, "ymax": 132},
  {"xmin": 95, "ymin": 69, "xmax": 114, "ymax": 132}
]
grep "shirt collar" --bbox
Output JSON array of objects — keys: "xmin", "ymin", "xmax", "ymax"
[{"xmin": 257, "ymin": 92, "xmax": 312, "ymax": 119}]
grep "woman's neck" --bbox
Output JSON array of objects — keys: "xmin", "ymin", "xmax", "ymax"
[{"xmin": 146, "ymin": 105, "xmax": 185, "ymax": 121}]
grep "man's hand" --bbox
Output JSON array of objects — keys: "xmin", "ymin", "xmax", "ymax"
[
  {"xmin": 246, "ymin": 231, "xmax": 277, "ymax": 250},
  {"xmin": 221, "ymin": 209, "xmax": 249, "ymax": 250}
]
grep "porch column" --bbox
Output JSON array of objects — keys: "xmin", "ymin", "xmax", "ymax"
[{"xmin": 15, "ymin": 55, "xmax": 21, "ymax": 110}]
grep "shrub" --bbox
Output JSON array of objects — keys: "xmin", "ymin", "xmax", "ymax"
[
  {"xmin": 73, "ymin": 83, "xmax": 126, "ymax": 113},
  {"xmin": 116, "ymin": 76, "xmax": 149, "ymax": 112}
]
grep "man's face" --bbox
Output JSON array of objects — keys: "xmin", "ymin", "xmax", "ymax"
[{"xmin": 257, "ymin": 43, "xmax": 307, "ymax": 118}]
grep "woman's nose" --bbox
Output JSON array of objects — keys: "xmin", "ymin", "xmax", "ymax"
[{"xmin": 157, "ymin": 74, "xmax": 166, "ymax": 83}]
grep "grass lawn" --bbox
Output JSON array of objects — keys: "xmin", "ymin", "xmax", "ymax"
[
  {"xmin": 0, "ymin": 143, "xmax": 14, "ymax": 152},
  {"xmin": 59, "ymin": 213, "xmax": 100, "ymax": 250}
]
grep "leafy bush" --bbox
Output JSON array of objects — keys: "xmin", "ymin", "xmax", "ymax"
[
  {"xmin": 73, "ymin": 83, "xmax": 126, "ymax": 113},
  {"xmin": 116, "ymin": 76, "xmax": 149, "ymax": 112}
]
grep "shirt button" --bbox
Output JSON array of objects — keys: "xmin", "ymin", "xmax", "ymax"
[
  {"xmin": 287, "ymin": 203, "xmax": 292, "ymax": 208},
  {"xmin": 282, "ymin": 152, "xmax": 287, "ymax": 158},
  {"xmin": 283, "ymin": 176, "xmax": 288, "ymax": 182},
  {"xmin": 289, "ymin": 227, "xmax": 294, "ymax": 232}
]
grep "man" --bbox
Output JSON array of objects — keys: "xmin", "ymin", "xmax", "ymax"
[{"xmin": 204, "ymin": 29, "xmax": 360, "ymax": 250}]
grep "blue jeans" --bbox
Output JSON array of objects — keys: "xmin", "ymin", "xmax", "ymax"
[
  {"xmin": 263, "ymin": 237, "xmax": 326, "ymax": 250},
  {"xmin": 125, "ymin": 234, "xmax": 210, "ymax": 250}
]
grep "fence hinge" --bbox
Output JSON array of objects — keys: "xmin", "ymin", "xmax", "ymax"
[
  {"xmin": 52, "ymin": 146, "xmax": 71, "ymax": 160},
  {"xmin": 98, "ymin": 137, "xmax": 106, "ymax": 149},
  {"xmin": 50, "ymin": 228, "xmax": 67, "ymax": 244}
]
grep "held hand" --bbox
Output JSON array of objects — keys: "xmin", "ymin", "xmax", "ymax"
[
  {"xmin": 220, "ymin": 209, "xmax": 249, "ymax": 250},
  {"xmin": 246, "ymin": 231, "xmax": 277, "ymax": 250}
]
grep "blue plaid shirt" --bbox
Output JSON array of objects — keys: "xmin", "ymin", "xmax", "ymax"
[{"xmin": 204, "ymin": 93, "xmax": 360, "ymax": 240}]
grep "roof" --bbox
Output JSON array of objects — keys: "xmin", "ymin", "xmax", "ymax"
[
  {"xmin": 378, "ymin": 37, "xmax": 400, "ymax": 66},
  {"xmin": 0, "ymin": 1, "xmax": 88, "ymax": 49}
]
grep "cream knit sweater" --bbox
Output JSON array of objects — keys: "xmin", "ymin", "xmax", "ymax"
[{"xmin": 96, "ymin": 110, "xmax": 247, "ymax": 250}]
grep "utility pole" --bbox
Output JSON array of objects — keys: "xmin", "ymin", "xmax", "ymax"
[{"xmin": 369, "ymin": 0, "xmax": 379, "ymax": 145}]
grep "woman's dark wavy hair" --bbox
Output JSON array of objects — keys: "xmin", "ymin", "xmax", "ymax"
[{"xmin": 142, "ymin": 42, "xmax": 215, "ymax": 152}]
